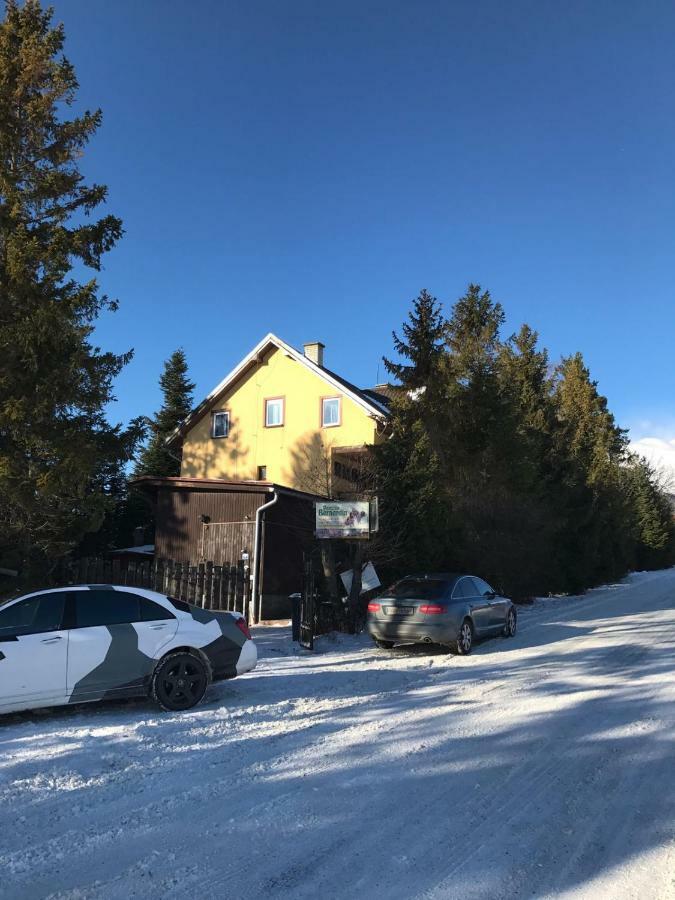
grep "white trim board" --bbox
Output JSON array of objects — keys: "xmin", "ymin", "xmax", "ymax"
[{"xmin": 167, "ymin": 333, "xmax": 387, "ymax": 446}]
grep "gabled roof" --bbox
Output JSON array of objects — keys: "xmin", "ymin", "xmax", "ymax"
[
  {"xmin": 319, "ymin": 366, "xmax": 392, "ymax": 416},
  {"xmin": 168, "ymin": 333, "xmax": 390, "ymax": 446}
]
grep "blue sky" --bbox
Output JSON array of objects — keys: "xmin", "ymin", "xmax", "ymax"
[{"xmin": 51, "ymin": 0, "xmax": 675, "ymax": 454}]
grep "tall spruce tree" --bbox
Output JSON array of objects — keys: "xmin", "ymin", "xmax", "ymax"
[
  {"xmin": 376, "ymin": 289, "xmax": 452, "ymax": 570},
  {"xmin": 135, "ymin": 349, "xmax": 194, "ymax": 478},
  {"xmin": 441, "ymin": 286, "xmax": 540, "ymax": 593},
  {"xmin": 499, "ymin": 324, "xmax": 555, "ymax": 467},
  {"xmin": 385, "ymin": 288, "xmax": 446, "ymax": 390},
  {"xmin": 376, "ymin": 286, "xmax": 674, "ymax": 600},
  {"xmin": 443, "ymin": 284, "xmax": 513, "ymax": 479},
  {"xmin": 553, "ymin": 353, "xmax": 633, "ymax": 587},
  {"xmin": 623, "ymin": 456, "xmax": 675, "ymax": 570},
  {"xmin": 97, "ymin": 350, "xmax": 196, "ymax": 551},
  {"xmin": 0, "ymin": 1, "xmax": 136, "ymax": 577},
  {"xmin": 554, "ymin": 353, "xmax": 627, "ymax": 481}
]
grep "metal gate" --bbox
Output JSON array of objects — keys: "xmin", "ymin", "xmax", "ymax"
[{"xmin": 299, "ymin": 552, "xmax": 347, "ymax": 649}]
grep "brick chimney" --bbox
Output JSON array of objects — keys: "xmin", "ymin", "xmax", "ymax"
[{"xmin": 303, "ymin": 341, "xmax": 325, "ymax": 367}]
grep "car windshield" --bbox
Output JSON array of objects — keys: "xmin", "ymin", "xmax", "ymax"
[{"xmin": 386, "ymin": 578, "xmax": 449, "ymax": 600}]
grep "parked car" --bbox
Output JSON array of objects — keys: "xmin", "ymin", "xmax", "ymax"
[
  {"xmin": 367, "ymin": 573, "xmax": 517, "ymax": 654},
  {"xmin": 0, "ymin": 584, "xmax": 257, "ymax": 715}
]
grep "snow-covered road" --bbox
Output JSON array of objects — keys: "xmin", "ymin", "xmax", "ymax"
[{"xmin": 1, "ymin": 569, "xmax": 674, "ymax": 900}]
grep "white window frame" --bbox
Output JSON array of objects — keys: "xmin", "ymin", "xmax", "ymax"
[
  {"xmin": 211, "ymin": 410, "xmax": 230, "ymax": 439},
  {"xmin": 321, "ymin": 396, "xmax": 341, "ymax": 428},
  {"xmin": 265, "ymin": 397, "xmax": 285, "ymax": 428}
]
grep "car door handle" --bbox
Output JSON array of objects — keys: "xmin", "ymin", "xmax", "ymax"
[
  {"xmin": 41, "ymin": 636, "xmax": 63, "ymax": 644},
  {"xmin": 149, "ymin": 624, "xmax": 167, "ymax": 630}
]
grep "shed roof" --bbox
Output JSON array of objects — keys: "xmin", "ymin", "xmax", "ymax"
[{"xmin": 132, "ymin": 475, "xmax": 326, "ymax": 502}]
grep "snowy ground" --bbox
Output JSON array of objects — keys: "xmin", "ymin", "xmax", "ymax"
[{"xmin": 1, "ymin": 569, "xmax": 674, "ymax": 900}]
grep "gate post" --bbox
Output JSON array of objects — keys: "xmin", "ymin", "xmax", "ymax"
[
  {"xmin": 204, "ymin": 561, "xmax": 213, "ymax": 609},
  {"xmin": 299, "ymin": 556, "xmax": 315, "ymax": 650},
  {"xmin": 241, "ymin": 561, "xmax": 251, "ymax": 624}
]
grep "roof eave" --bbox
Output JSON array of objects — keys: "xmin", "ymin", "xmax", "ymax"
[{"xmin": 167, "ymin": 332, "xmax": 388, "ymax": 445}]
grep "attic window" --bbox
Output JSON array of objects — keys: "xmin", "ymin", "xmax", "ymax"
[
  {"xmin": 265, "ymin": 397, "xmax": 284, "ymax": 428},
  {"xmin": 212, "ymin": 411, "xmax": 230, "ymax": 438},
  {"xmin": 321, "ymin": 397, "xmax": 341, "ymax": 427}
]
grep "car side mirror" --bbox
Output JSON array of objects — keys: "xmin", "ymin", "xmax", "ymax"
[{"xmin": 485, "ymin": 591, "xmax": 496, "ymax": 600}]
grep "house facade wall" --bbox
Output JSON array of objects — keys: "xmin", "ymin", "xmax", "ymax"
[{"xmin": 180, "ymin": 345, "xmax": 381, "ymax": 493}]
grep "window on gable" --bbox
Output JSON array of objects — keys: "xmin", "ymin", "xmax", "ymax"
[
  {"xmin": 322, "ymin": 397, "xmax": 341, "ymax": 427},
  {"xmin": 212, "ymin": 411, "xmax": 230, "ymax": 438},
  {"xmin": 257, "ymin": 465, "xmax": 267, "ymax": 480},
  {"xmin": 265, "ymin": 398, "xmax": 284, "ymax": 427}
]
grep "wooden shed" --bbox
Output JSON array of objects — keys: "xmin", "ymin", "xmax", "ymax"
[{"xmin": 132, "ymin": 476, "xmax": 319, "ymax": 620}]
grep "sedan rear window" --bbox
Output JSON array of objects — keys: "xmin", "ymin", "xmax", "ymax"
[
  {"xmin": 386, "ymin": 579, "xmax": 449, "ymax": 600},
  {"xmin": 75, "ymin": 590, "xmax": 140, "ymax": 627}
]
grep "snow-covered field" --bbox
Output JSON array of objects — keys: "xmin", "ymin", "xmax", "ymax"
[{"xmin": 1, "ymin": 569, "xmax": 674, "ymax": 900}]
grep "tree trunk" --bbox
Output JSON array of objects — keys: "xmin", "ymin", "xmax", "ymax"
[
  {"xmin": 347, "ymin": 542, "xmax": 365, "ymax": 634},
  {"xmin": 320, "ymin": 541, "xmax": 340, "ymax": 605}
]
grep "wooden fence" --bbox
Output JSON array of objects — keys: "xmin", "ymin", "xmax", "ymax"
[{"xmin": 59, "ymin": 557, "xmax": 251, "ymax": 619}]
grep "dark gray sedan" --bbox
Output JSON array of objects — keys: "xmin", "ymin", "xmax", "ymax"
[{"xmin": 367, "ymin": 573, "xmax": 517, "ymax": 654}]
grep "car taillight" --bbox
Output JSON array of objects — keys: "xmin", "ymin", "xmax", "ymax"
[
  {"xmin": 235, "ymin": 617, "xmax": 251, "ymax": 640},
  {"xmin": 367, "ymin": 602, "xmax": 380, "ymax": 613},
  {"xmin": 420, "ymin": 604, "xmax": 446, "ymax": 614}
]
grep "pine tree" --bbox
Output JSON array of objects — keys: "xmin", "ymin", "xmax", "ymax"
[
  {"xmin": 384, "ymin": 288, "xmax": 445, "ymax": 390},
  {"xmin": 376, "ymin": 288, "xmax": 674, "ymax": 599},
  {"xmin": 493, "ymin": 324, "xmax": 567, "ymax": 594},
  {"xmin": 104, "ymin": 350, "xmax": 195, "ymax": 551},
  {"xmin": 135, "ymin": 349, "xmax": 194, "ymax": 477},
  {"xmin": 499, "ymin": 324, "xmax": 554, "ymax": 462},
  {"xmin": 441, "ymin": 286, "xmax": 545, "ymax": 593},
  {"xmin": 376, "ymin": 289, "xmax": 454, "ymax": 570},
  {"xmin": 443, "ymin": 284, "xmax": 512, "ymax": 479},
  {"xmin": 623, "ymin": 456, "xmax": 674, "ymax": 570},
  {"xmin": 553, "ymin": 353, "xmax": 633, "ymax": 587},
  {"xmin": 554, "ymin": 353, "xmax": 627, "ymax": 481},
  {"xmin": 0, "ymin": 1, "xmax": 137, "ymax": 577}
]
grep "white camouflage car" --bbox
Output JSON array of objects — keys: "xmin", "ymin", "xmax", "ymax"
[{"xmin": 0, "ymin": 584, "xmax": 257, "ymax": 715}]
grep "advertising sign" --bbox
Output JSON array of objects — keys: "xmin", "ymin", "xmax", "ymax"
[{"xmin": 315, "ymin": 500, "xmax": 370, "ymax": 538}]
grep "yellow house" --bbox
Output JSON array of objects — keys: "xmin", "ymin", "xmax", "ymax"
[{"xmin": 168, "ymin": 333, "xmax": 391, "ymax": 497}]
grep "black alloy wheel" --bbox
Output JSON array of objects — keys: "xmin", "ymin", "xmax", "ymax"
[{"xmin": 152, "ymin": 652, "xmax": 208, "ymax": 711}]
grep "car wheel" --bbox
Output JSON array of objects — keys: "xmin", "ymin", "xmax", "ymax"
[
  {"xmin": 455, "ymin": 619, "xmax": 473, "ymax": 655},
  {"xmin": 374, "ymin": 639, "xmax": 395, "ymax": 649},
  {"xmin": 152, "ymin": 652, "xmax": 209, "ymax": 711},
  {"xmin": 503, "ymin": 608, "xmax": 517, "ymax": 638}
]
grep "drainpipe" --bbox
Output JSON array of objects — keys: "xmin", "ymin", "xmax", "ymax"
[{"xmin": 252, "ymin": 491, "xmax": 278, "ymax": 625}]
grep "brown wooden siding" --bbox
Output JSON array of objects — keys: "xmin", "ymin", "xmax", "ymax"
[
  {"xmin": 152, "ymin": 482, "xmax": 318, "ymax": 619},
  {"xmin": 155, "ymin": 487, "xmax": 268, "ymax": 563},
  {"xmin": 261, "ymin": 494, "xmax": 315, "ymax": 599}
]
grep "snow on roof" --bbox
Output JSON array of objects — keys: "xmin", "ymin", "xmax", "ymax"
[{"xmin": 110, "ymin": 545, "xmax": 155, "ymax": 556}]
